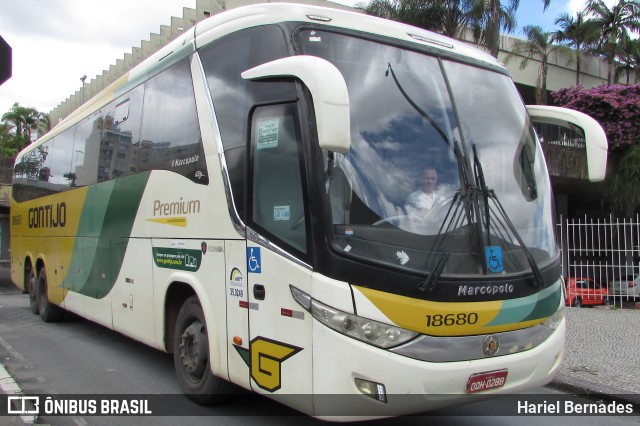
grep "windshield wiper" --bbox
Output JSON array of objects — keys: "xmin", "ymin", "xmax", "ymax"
[
  {"xmin": 383, "ymin": 65, "xmax": 543, "ymax": 291},
  {"xmin": 386, "ymin": 63, "xmax": 451, "ymax": 148},
  {"xmin": 471, "ymin": 144, "xmax": 544, "ymax": 288},
  {"xmin": 415, "ymin": 141, "xmax": 473, "ymax": 294}
]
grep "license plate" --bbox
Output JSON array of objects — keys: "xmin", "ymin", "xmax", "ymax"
[{"xmin": 466, "ymin": 369, "xmax": 508, "ymax": 393}]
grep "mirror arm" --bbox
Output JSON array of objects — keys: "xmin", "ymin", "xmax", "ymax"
[{"xmin": 242, "ymin": 55, "xmax": 350, "ymax": 153}]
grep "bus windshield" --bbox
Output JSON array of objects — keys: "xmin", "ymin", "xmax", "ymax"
[{"xmin": 300, "ymin": 30, "xmax": 557, "ymax": 278}]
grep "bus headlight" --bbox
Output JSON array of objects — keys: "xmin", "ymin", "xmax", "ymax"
[
  {"xmin": 290, "ymin": 285, "xmax": 418, "ymax": 349},
  {"xmin": 541, "ymin": 306, "xmax": 564, "ymax": 330},
  {"xmin": 541, "ymin": 296, "xmax": 565, "ymax": 330}
]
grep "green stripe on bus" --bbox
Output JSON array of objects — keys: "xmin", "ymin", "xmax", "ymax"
[{"xmin": 63, "ymin": 172, "xmax": 151, "ymax": 298}]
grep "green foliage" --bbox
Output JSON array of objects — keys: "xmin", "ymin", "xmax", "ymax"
[
  {"xmin": 505, "ymin": 25, "xmax": 571, "ymax": 104},
  {"xmin": 0, "ymin": 102, "xmax": 50, "ymax": 158},
  {"xmin": 586, "ymin": 0, "xmax": 640, "ymax": 84},
  {"xmin": 553, "ymin": 84, "xmax": 640, "ymax": 216},
  {"xmin": 361, "ymin": 0, "xmax": 474, "ymax": 37},
  {"xmin": 604, "ymin": 143, "xmax": 640, "ymax": 216}
]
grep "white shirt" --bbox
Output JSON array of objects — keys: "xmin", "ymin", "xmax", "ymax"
[{"xmin": 405, "ymin": 190, "xmax": 446, "ymax": 215}]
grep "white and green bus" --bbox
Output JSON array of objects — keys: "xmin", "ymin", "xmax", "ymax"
[{"xmin": 10, "ymin": 3, "xmax": 607, "ymax": 419}]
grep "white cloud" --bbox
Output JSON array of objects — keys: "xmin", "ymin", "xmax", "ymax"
[
  {"xmin": 566, "ymin": 0, "xmax": 619, "ymax": 16},
  {"xmin": 566, "ymin": 0, "xmax": 588, "ymax": 16}
]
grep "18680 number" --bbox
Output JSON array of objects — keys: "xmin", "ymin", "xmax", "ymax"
[{"xmin": 426, "ymin": 312, "xmax": 478, "ymax": 327}]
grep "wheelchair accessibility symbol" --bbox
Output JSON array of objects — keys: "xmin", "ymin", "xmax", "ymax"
[
  {"xmin": 485, "ymin": 246, "xmax": 504, "ymax": 273},
  {"xmin": 247, "ymin": 247, "xmax": 262, "ymax": 274}
]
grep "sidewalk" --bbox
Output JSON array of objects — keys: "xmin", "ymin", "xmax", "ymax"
[
  {"xmin": 550, "ymin": 305, "xmax": 640, "ymax": 407},
  {"xmin": 1, "ymin": 263, "xmax": 639, "ymax": 410}
]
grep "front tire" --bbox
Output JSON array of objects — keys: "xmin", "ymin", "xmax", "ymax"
[
  {"xmin": 173, "ymin": 296, "xmax": 232, "ymax": 404},
  {"xmin": 37, "ymin": 267, "xmax": 64, "ymax": 322}
]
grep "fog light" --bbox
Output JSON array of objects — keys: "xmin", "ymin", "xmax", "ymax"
[{"xmin": 355, "ymin": 378, "xmax": 387, "ymax": 403}]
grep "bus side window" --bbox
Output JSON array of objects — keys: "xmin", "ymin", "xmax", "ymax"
[
  {"xmin": 72, "ymin": 110, "xmax": 101, "ymax": 187},
  {"xmin": 249, "ymin": 104, "xmax": 308, "ymax": 256},
  {"xmin": 140, "ymin": 58, "xmax": 206, "ymax": 184},
  {"xmin": 98, "ymin": 85, "xmax": 144, "ymax": 182}
]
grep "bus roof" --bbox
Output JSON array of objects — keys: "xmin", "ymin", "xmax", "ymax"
[{"xmin": 193, "ymin": 3, "xmax": 501, "ymax": 68}]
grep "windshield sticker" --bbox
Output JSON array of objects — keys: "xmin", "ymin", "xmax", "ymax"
[
  {"xmin": 257, "ymin": 118, "xmax": 280, "ymax": 150},
  {"xmin": 309, "ymin": 31, "xmax": 322, "ymax": 42},
  {"xmin": 485, "ymin": 246, "xmax": 504, "ymax": 273},
  {"xmin": 273, "ymin": 205, "xmax": 290, "ymax": 221},
  {"xmin": 396, "ymin": 250, "xmax": 410, "ymax": 265},
  {"xmin": 152, "ymin": 247, "xmax": 201, "ymax": 271}
]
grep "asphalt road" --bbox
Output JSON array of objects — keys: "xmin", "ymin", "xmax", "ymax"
[{"xmin": 0, "ymin": 267, "xmax": 638, "ymax": 426}]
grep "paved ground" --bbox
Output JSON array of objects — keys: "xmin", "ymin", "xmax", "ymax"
[
  {"xmin": 1, "ymin": 264, "xmax": 639, "ymax": 411},
  {"xmin": 551, "ymin": 304, "xmax": 640, "ymax": 407}
]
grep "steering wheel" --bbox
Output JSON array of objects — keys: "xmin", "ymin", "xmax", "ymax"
[{"xmin": 373, "ymin": 214, "xmax": 424, "ymax": 226}]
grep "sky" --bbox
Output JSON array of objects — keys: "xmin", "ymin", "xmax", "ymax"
[{"xmin": 0, "ymin": 0, "xmax": 598, "ymax": 118}]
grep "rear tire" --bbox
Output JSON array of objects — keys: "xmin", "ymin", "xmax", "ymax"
[
  {"xmin": 37, "ymin": 267, "xmax": 64, "ymax": 322},
  {"xmin": 26, "ymin": 267, "xmax": 38, "ymax": 314},
  {"xmin": 173, "ymin": 296, "xmax": 232, "ymax": 404}
]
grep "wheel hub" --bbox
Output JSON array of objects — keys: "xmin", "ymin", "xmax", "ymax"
[{"xmin": 179, "ymin": 320, "xmax": 208, "ymax": 378}]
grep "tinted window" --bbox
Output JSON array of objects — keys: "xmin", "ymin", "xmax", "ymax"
[
  {"xmin": 250, "ymin": 104, "xmax": 308, "ymax": 255},
  {"xmin": 200, "ymin": 25, "xmax": 296, "ymax": 218},
  {"xmin": 13, "ymin": 141, "xmax": 53, "ymax": 201},
  {"xmin": 99, "ymin": 85, "xmax": 144, "ymax": 182},
  {"xmin": 139, "ymin": 58, "xmax": 207, "ymax": 184},
  {"xmin": 13, "ymin": 57, "xmax": 206, "ymax": 202},
  {"xmin": 48, "ymin": 128, "xmax": 75, "ymax": 189},
  {"xmin": 72, "ymin": 110, "xmax": 102, "ymax": 187}
]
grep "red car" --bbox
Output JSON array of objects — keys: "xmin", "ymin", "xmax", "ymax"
[{"xmin": 564, "ymin": 277, "xmax": 611, "ymax": 307}]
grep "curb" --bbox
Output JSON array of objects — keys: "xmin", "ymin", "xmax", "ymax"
[
  {"xmin": 549, "ymin": 374, "xmax": 640, "ymax": 412},
  {"xmin": 1, "ymin": 363, "xmax": 39, "ymax": 424}
]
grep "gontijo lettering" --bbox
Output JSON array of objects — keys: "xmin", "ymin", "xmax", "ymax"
[
  {"xmin": 28, "ymin": 202, "xmax": 66, "ymax": 228},
  {"xmin": 153, "ymin": 197, "xmax": 200, "ymax": 216}
]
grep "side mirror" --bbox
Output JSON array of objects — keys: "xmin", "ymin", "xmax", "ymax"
[
  {"xmin": 526, "ymin": 105, "xmax": 607, "ymax": 182},
  {"xmin": 241, "ymin": 55, "xmax": 350, "ymax": 153}
]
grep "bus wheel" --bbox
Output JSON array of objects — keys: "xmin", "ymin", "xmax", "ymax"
[
  {"xmin": 37, "ymin": 267, "xmax": 64, "ymax": 322},
  {"xmin": 173, "ymin": 296, "xmax": 231, "ymax": 404},
  {"xmin": 26, "ymin": 267, "xmax": 38, "ymax": 314}
]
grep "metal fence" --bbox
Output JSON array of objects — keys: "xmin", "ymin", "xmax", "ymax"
[{"xmin": 558, "ymin": 215, "xmax": 640, "ymax": 308}]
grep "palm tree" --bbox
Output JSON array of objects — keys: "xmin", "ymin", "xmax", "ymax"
[
  {"xmin": 505, "ymin": 25, "xmax": 570, "ymax": 104},
  {"xmin": 553, "ymin": 11, "xmax": 601, "ymax": 85},
  {"xmin": 468, "ymin": 1, "xmax": 551, "ymax": 58},
  {"xmin": 615, "ymin": 35, "xmax": 640, "ymax": 84},
  {"xmin": 38, "ymin": 113, "xmax": 51, "ymax": 137},
  {"xmin": 1, "ymin": 103, "xmax": 41, "ymax": 141},
  {"xmin": 586, "ymin": 0, "xmax": 640, "ymax": 84},
  {"xmin": 362, "ymin": 0, "xmax": 473, "ymax": 38}
]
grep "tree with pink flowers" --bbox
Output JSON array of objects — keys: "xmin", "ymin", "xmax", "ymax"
[{"xmin": 552, "ymin": 84, "xmax": 640, "ymax": 216}]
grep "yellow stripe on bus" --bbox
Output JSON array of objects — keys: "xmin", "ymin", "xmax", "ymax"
[{"xmin": 354, "ymin": 286, "xmax": 544, "ymax": 337}]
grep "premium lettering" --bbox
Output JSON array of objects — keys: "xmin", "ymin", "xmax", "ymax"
[
  {"xmin": 458, "ymin": 283, "xmax": 514, "ymax": 296},
  {"xmin": 153, "ymin": 198, "xmax": 201, "ymax": 216},
  {"xmin": 28, "ymin": 202, "xmax": 66, "ymax": 228}
]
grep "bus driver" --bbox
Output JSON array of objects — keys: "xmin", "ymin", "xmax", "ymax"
[{"xmin": 405, "ymin": 167, "xmax": 446, "ymax": 218}]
